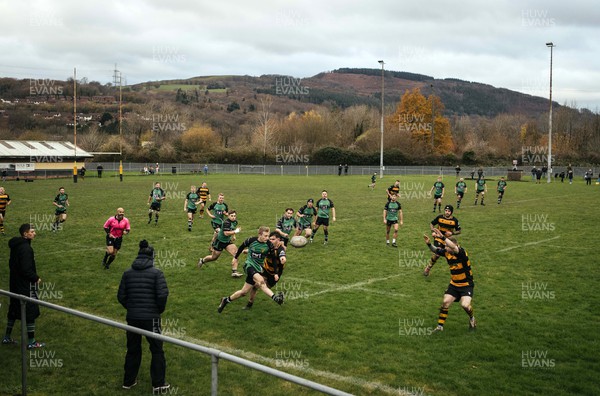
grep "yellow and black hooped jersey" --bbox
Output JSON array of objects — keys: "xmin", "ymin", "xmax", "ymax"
[
  {"xmin": 197, "ymin": 187, "xmax": 210, "ymax": 201},
  {"xmin": 263, "ymin": 245, "xmax": 286, "ymax": 276},
  {"xmin": 431, "ymin": 215, "xmax": 461, "ymax": 235},
  {"xmin": 436, "ymin": 246, "xmax": 473, "ymax": 287},
  {"xmin": 0, "ymin": 193, "xmax": 10, "ymax": 211}
]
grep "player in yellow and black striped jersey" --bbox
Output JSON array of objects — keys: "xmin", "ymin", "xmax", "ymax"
[
  {"xmin": 0, "ymin": 186, "xmax": 11, "ymax": 235},
  {"xmin": 424, "ymin": 228, "xmax": 476, "ymax": 331},
  {"xmin": 244, "ymin": 231, "xmax": 287, "ymax": 310},
  {"xmin": 387, "ymin": 180, "xmax": 400, "ymax": 202},
  {"xmin": 196, "ymin": 182, "xmax": 211, "ymax": 218},
  {"xmin": 424, "ymin": 205, "xmax": 461, "ymax": 276}
]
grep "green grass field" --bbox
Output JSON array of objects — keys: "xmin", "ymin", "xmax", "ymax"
[{"xmin": 0, "ymin": 173, "xmax": 598, "ymax": 396}]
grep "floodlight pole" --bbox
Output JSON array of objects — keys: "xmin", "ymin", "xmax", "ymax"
[
  {"xmin": 119, "ymin": 71, "xmax": 123, "ymax": 182},
  {"xmin": 378, "ymin": 60, "xmax": 385, "ymax": 179},
  {"xmin": 73, "ymin": 68, "xmax": 78, "ymax": 183},
  {"xmin": 546, "ymin": 42, "xmax": 555, "ymax": 184}
]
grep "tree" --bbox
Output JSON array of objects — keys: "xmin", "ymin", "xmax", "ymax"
[
  {"xmin": 389, "ymin": 88, "xmax": 454, "ymax": 155},
  {"xmin": 253, "ymin": 95, "xmax": 278, "ymax": 163}
]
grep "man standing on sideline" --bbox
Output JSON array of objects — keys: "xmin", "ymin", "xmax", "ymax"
[
  {"xmin": 338, "ymin": 164, "xmax": 342, "ymax": 176},
  {"xmin": 311, "ymin": 190, "xmax": 336, "ymax": 245},
  {"xmin": 497, "ymin": 177, "xmax": 508, "ymax": 204},
  {"xmin": 148, "ymin": 182, "xmax": 166, "ymax": 225},
  {"xmin": 344, "ymin": 164, "xmax": 349, "ymax": 175},
  {"xmin": 424, "ymin": 228, "xmax": 476, "ymax": 332},
  {"xmin": 52, "ymin": 187, "xmax": 69, "ymax": 232},
  {"xmin": 455, "ymin": 165, "xmax": 461, "ymax": 178},
  {"xmin": 2, "ymin": 224, "xmax": 45, "ymax": 349},
  {"xmin": 455, "ymin": 178, "xmax": 467, "ymax": 209},
  {"xmin": 118, "ymin": 240, "xmax": 170, "ymax": 392},
  {"xmin": 0, "ymin": 186, "xmax": 11, "ymax": 235},
  {"xmin": 383, "ymin": 194, "xmax": 403, "ymax": 247},
  {"xmin": 102, "ymin": 208, "xmax": 130, "ymax": 269}
]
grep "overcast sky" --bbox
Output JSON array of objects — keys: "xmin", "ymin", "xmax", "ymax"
[{"xmin": 1, "ymin": 0, "xmax": 599, "ymax": 110}]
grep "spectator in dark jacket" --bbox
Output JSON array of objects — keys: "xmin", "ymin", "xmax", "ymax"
[
  {"xmin": 117, "ymin": 240, "xmax": 169, "ymax": 392},
  {"xmin": 3, "ymin": 224, "xmax": 45, "ymax": 349}
]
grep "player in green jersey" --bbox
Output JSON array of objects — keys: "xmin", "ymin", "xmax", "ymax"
[
  {"xmin": 429, "ymin": 177, "xmax": 445, "ymax": 213},
  {"xmin": 368, "ymin": 173, "xmax": 377, "ymax": 190},
  {"xmin": 474, "ymin": 177, "xmax": 487, "ymax": 206},
  {"xmin": 295, "ymin": 199, "xmax": 317, "ymax": 238},
  {"xmin": 197, "ymin": 211, "xmax": 243, "ymax": 278},
  {"xmin": 497, "ymin": 177, "xmax": 508, "ymax": 204},
  {"xmin": 383, "ymin": 194, "xmax": 403, "ymax": 247},
  {"xmin": 454, "ymin": 178, "xmax": 467, "ymax": 209},
  {"xmin": 52, "ymin": 187, "xmax": 69, "ymax": 232},
  {"xmin": 184, "ymin": 185, "xmax": 201, "ymax": 231},
  {"xmin": 147, "ymin": 182, "xmax": 166, "ymax": 225},
  {"xmin": 218, "ymin": 226, "xmax": 284, "ymax": 312},
  {"xmin": 207, "ymin": 193, "xmax": 229, "ymax": 248},
  {"xmin": 311, "ymin": 190, "xmax": 336, "ymax": 245},
  {"xmin": 275, "ymin": 208, "xmax": 297, "ymax": 247}
]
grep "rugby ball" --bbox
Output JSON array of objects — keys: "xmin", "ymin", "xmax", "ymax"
[{"xmin": 289, "ymin": 235, "xmax": 308, "ymax": 248}]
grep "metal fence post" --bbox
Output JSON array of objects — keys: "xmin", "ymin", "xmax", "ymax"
[
  {"xmin": 20, "ymin": 299, "xmax": 28, "ymax": 396},
  {"xmin": 211, "ymin": 354, "xmax": 219, "ymax": 396}
]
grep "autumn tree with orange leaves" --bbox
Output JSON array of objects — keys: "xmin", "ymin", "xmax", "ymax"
[{"xmin": 388, "ymin": 88, "xmax": 454, "ymax": 155}]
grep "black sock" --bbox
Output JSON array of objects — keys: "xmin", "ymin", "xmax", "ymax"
[
  {"xmin": 4, "ymin": 319, "xmax": 15, "ymax": 338},
  {"xmin": 103, "ymin": 252, "xmax": 109, "ymax": 264},
  {"xmin": 107, "ymin": 255, "xmax": 116, "ymax": 265}
]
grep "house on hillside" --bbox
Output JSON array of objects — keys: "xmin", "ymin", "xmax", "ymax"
[{"xmin": 0, "ymin": 140, "xmax": 93, "ymax": 179}]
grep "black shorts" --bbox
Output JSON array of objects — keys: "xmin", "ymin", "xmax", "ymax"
[
  {"xmin": 498, "ymin": 191, "xmax": 505, "ymax": 196},
  {"xmin": 297, "ymin": 222, "xmax": 311, "ymax": 230},
  {"xmin": 55, "ymin": 210, "xmax": 66, "ymax": 216},
  {"xmin": 386, "ymin": 220, "xmax": 398, "ymax": 226},
  {"xmin": 315, "ymin": 217, "xmax": 329, "ymax": 227},
  {"xmin": 476, "ymin": 190, "xmax": 485, "ymax": 195},
  {"xmin": 187, "ymin": 208, "xmax": 197, "ymax": 214},
  {"xmin": 211, "ymin": 221, "xmax": 221, "ymax": 231},
  {"xmin": 264, "ymin": 273, "xmax": 278, "ymax": 288},
  {"xmin": 106, "ymin": 235, "xmax": 123, "ymax": 250},
  {"xmin": 434, "ymin": 194, "xmax": 442, "ymax": 200},
  {"xmin": 456, "ymin": 192, "xmax": 464, "ymax": 198},
  {"xmin": 212, "ymin": 240, "xmax": 232, "ymax": 252},
  {"xmin": 150, "ymin": 202, "xmax": 161, "ymax": 211},
  {"xmin": 244, "ymin": 265, "xmax": 262, "ymax": 286},
  {"xmin": 0, "ymin": 210, "xmax": 5, "ymax": 218},
  {"xmin": 444, "ymin": 284, "xmax": 474, "ymax": 301}
]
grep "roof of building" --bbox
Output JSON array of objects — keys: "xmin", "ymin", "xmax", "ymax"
[{"xmin": 0, "ymin": 140, "xmax": 93, "ymax": 159}]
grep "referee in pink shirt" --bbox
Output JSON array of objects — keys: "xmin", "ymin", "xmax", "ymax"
[{"xmin": 103, "ymin": 207, "xmax": 131, "ymax": 269}]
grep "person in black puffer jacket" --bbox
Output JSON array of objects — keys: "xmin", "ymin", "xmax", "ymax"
[
  {"xmin": 3, "ymin": 224, "xmax": 45, "ymax": 349},
  {"xmin": 117, "ymin": 240, "xmax": 169, "ymax": 391}
]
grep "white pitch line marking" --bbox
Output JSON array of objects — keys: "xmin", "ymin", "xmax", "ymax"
[
  {"xmin": 496, "ymin": 235, "xmax": 560, "ymax": 252},
  {"xmin": 180, "ymin": 334, "xmax": 410, "ymax": 395}
]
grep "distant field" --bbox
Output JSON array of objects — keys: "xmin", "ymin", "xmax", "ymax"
[
  {"xmin": 155, "ymin": 84, "xmax": 227, "ymax": 93},
  {"xmin": 0, "ymin": 174, "xmax": 598, "ymax": 395}
]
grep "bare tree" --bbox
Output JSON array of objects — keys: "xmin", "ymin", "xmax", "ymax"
[{"xmin": 253, "ymin": 95, "xmax": 278, "ymax": 162}]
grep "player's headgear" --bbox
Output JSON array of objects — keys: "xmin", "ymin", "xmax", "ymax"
[
  {"xmin": 444, "ymin": 205, "xmax": 454, "ymax": 213},
  {"xmin": 307, "ymin": 198, "xmax": 314, "ymax": 203}
]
